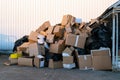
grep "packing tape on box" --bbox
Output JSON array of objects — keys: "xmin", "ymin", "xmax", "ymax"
[
  {"xmin": 74, "ymin": 35, "xmax": 79, "ymax": 47},
  {"xmin": 62, "ymin": 53, "xmax": 70, "ymax": 56},
  {"xmin": 84, "ymin": 55, "xmax": 87, "ymax": 60}
]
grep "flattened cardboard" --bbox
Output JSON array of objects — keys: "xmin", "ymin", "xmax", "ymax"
[
  {"xmin": 63, "ymin": 56, "xmax": 74, "ymax": 64},
  {"xmin": 28, "ymin": 31, "xmax": 39, "ymax": 42},
  {"xmin": 78, "ymin": 55, "xmax": 92, "ymax": 70},
  {"xmin": 48, "ymin": 59, "xmax": 63, "ymax": 69},
  {"xmin": 18, "ymin": 57, "xmax": 33, "ymax": 67}
]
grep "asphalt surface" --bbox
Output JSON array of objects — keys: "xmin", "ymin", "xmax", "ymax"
[{"xmin": 0, "ymin": 55, "xmax": 120, "ymax": 80}]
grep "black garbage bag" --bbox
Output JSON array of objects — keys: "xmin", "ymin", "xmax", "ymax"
[
  {"xmin": 75, "ymin": 48, "xmax": 86, "ymax": 55},
  {"xmin": 44, "ymin": 52, "xmax": 62, "ymax": 67},
  {"xmin": 91, "ymin": 24, "xmax": 111, "ymax": 41},
  {"xmin": 13, "ymin": 35, "xmax": 29, "ymax": 52}
]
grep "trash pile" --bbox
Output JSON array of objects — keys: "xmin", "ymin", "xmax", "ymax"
[{"xmin": 6, "ymin": 14, "xmax": 112, "ymax": 70}]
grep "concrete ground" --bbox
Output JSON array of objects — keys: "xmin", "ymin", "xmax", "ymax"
[{"xmin": 0, "ymin": 55, "xmax": 120, "ymax": 80}]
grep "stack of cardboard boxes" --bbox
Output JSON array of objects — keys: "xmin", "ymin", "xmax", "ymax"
[{"xmin": 8, "ymin": 14, "xmax": 112, "ymax": 71}]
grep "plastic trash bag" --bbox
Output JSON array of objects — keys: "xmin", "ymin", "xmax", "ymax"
[{"xmin": 13, "ymin": 35, "xmax": 28, "ymax": 52}]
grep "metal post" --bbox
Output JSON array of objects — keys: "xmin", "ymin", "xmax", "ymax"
[
  {"xmin": 112, "ymin": 12, "xmax": 116, "ymax": 69},
  {"xmin": 116, "ymin": 13, "xmax": 119, "ymax": 69}
]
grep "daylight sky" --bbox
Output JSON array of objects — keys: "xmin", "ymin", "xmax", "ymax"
[{"xmin": 0, "ymin": 0, "xmax": 118, "ymax": 39}]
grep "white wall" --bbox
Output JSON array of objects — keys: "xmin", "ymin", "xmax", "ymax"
[{"xmin": 0, "ymin": 0, "xmax": 117, "ymax": 39}]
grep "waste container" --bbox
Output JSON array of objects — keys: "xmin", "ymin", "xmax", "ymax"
[{"xmin": 0, "ymin": 34, "xmax": 16, "ymax": 54}]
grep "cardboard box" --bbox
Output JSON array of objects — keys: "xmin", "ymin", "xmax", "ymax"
[
  {"xmin": 46, "ymin": 26, "xmax": 55, "ymax": 34},
  {"xmin": 77, "ymin": 55, "xmax": 92, "ymax": 70},
  {"xmin": 70, "ymin": 16, "xmax": 75, "ymax": 25},
  {"xmin": 65, "ymin": 34, "xmax": 87, "ymax": 48},
  {"xmin": 53, "ymin": 26, "xmax": 64, "ymax": 37},
  {"xmin": 65, "ymin": 34, "xmax": 76, "ymax": 46},
  {"xmin": 29, "ymin": 43, "xmax": 39, "ymax": 56},
  {"xmin": 91, "ymin": 49, "xmax": 110, "ymax": 56},
  {"xmin": 28, "ymin": 31, "xmax": 39, "ymax": 42},
  {"xmin": 86, "ymin": 26, "xmax": 92, "ymax": 32},
  {"xmin": 75, "ymin": 35, "xmax": 86, "ymax": 48},
  {"xmin": 48, "ymin": 59, "xmax": 63, "ymax": 69},
  {"xmin": 36, "ymin": 21, "xmax": 51, "ymax": 33},
  {"xmin": 63, "ymin": 56, "xmax": 74, "ymax": 64},
  {"xmin": 61, "ymin": 15, "xmax": 69, "ymax": 26},
  {"xmin": 91, "ymin": 48, "xmax": 112, "ymax": 70},
  {"xmin": 62, "ymin": 47, "xmax": 73, "ymax": 56},
  {"xmin": 18, "ymin": 57, "xmax": 33, "ymax": 67},
  {"xmin": 92, "ymin": 56, "xmax": 112, "ymax": 70},
  {"xmin": 49, "ymin": 42, "xmax": 65, "ymax": 54},
  {"xmin": 79, "ymin": 22, "xmax": 86, "ymax": 29},
  {"xmin": 63, "ymin": 63, "xmax": 76, "ymax": 69},
  {"xmin": 65, "ymin": 26, "xmax": 72, "ymax": 33},
  {"xmin": 40, "ymin": 31, "xmax": 47, "ymax": 36},
  {"xmin": 34, "ymin": 56, "xmax": 45, "ymax": 68},
  {"xmin": 46, "ymin": 34, "xmax": 55, "ymax": 43},
  {"xmin": 17, "ymin": 42, "xmax": 30, "ymax": 54},
  {"xmin": 38, "ymin": 45, "xmax": 45, "ymax": 55},
  {"xmin": 9, "ymin": 58, "xmax": 18, "ymax": 64},
  {"xmin": 29, "ymin": 43, "xmax": 45, "ymax": 56}
]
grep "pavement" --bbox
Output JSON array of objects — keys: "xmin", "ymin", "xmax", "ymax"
[{"xmin": 0, "ymin": 54, "xmax": 120, "ymax": 80}]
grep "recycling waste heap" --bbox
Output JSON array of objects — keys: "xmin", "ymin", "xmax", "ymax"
[{"xmin": 8, "ymin": 14, "xmax": 112, "ymax": 70}]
